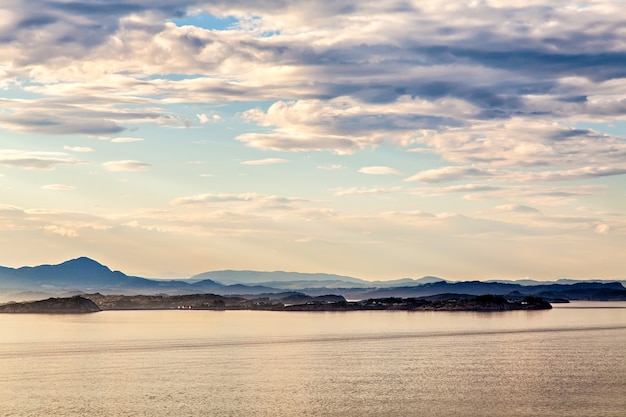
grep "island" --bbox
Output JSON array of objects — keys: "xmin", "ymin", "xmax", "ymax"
[
  {"xmin": 0, "ymin": 293, "xmax": 551, "ymax": 313},
  {"xmin": 0, "ymin": 295, "xmax": 101, "ymax": 314},
  {"xmin": 284, "ymin": 294, "xmax": 552, "ymax": 311}
]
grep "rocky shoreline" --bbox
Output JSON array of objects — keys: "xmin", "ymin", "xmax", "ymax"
[
  {"xmin": 0, "ymin": 296, "xmax": 101, "ymax": 314},
  {"xmin": 285, "ymin": 295, "xmax": 552, "ymax": 311},
  {"xmin": 0, "ymin": 293, "xmax": 551, "ymax": 314}
]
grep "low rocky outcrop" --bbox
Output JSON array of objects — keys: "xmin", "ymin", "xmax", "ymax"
[{"xmin": 0, "ymin": 295, "xmax": 101, "ymax": 314}]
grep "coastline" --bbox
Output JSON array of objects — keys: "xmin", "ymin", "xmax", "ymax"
[{"xmin": 0, "ymin": 293, "xmax": 551, "ymax": 314}]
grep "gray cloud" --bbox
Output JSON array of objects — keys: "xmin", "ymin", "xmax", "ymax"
[
  {"xmin": 1, "ymin": 0, "xmax": 624, "ymax": 170},
  {"xmin": 0, "ymin": 150, "xmax": 84, "ymax": 170},
  {"xmin": 0, "ymin": 95, "xmax": 172, "ymax": 135},
  {"xmin": 0, "ymin": 115, "xmax": 124, "ymax": 135}
]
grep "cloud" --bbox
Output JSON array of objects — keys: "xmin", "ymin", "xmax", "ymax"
[
  {"xmin": 595, "ymin": 224, "xmax": 610, "ymax": 234},
  {"xmin": 405, "ymin": 165, "xmax": 626, "ymax": 184},
  {"xmin": 0, "ymin": 93, "xmax": 171, "ymax": 136},
  {"xmin": 334, "ymin": 187, "xmax": 403, "ymax": 196},
  {"xmin": 379, "ymin": 210, "xmax": 436, "ymax": 220},
  {"xmin": 110, "ymin": 137, "xmax": 144, "ymax": 143},
  {"xmin": 102, "ymin": 160, "xmax": 151, "ymax": 172},
  {"xmin": 459, "ymin": 185, "xmax": 606, "ymax": 207},
  {"xmin": 414, "ymin": 184, "xmax": 504, "ymax": 194},
  {"xmin": 0, "ymin": 150, "xmax": 83, "ymax": 170},
  {"xmin": 513, "ymin": 166, "xmax": 626, "ymax": 182},
  {"xmin": 407, "ymin": 184, "xmax": 607, "ymax": 209},
  {"xmin": 236, "ymin": 132, "xmax": 363, "ymax": 154},
  {"xmin": 41, "ymin": 184, "xmax": 76, "ymax": 191},
  {"xmin": 416, "ymin": 120, "xmax": 626, "ymax": 169},
  {"xmin": 64, "ymin": 146, "xmax": 94, "ymax": 153},
  {"xmin": 240, "ymin": 158, "xmax": 290, "ymax": 165},
  {"xmin": 237, "ymin": 97, "xmax": 465, "ymax": 153},
  {"xmin": 318, "ymin": 164, "xmax": 345, "ymax": 171},
  {"xmin": 494, "ymin": 204, "xmax": 539, "ymax": 214},
  {"xmin": 42, "ymin": 225, "xmax": 78, "ymax": 237},
  {"xmin": 2, "ymin": 1, "xmax": 624, "ymax": 166},
  {"xmin": 197, "ymin": 113, "xmax": 222, "ymax": 123},
  {"xmin": 404, "ymin": 166, "xmax": 494, "ymax": 183},
  {"xmin": 0, "ymin": 110, "xmax": 124, "ymax": 135},
  {"xmin": 169, "ymin": 192, "xmax": 307, "ymax": 211},
  {"xmin": 1, "ymin": 1, "xmax": 625, "ymax": 279},
  {"xmin": 358, "ymin": 166, "xmax": 401, "ymax": 175}
]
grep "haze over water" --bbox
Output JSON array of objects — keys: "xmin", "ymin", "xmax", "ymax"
[{"xmin": 1, "ymin": 302, "xmax": 624, "ymax": 416}]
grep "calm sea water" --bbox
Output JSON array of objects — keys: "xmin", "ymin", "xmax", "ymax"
[{"xmin": 0, "ymin": 302, "xmax": 624, "ymax": 416}]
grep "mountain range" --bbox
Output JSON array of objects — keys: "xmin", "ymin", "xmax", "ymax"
[{"xmin": 1, "ymin": 257, "xmax": 624, "ymax": 302}]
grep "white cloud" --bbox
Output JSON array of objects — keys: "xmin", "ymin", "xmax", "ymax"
[
  {"xmin": 237, "ymin": 132, "xmax": 364, "ymax": 154},
  {"xmin": 240, "ymin": 158, "xmax": 290, "ymax": 165},
  {"xmin": 493, "ymin": 204, "xmax": 539, "ymax": 214},
  {"xmin": 42, "ymin": 225, "xmax": 78, "ymax": 237},
  {"xmin": 236, "ymin": 96, "xmax": 468, "ymax": 153},
  {"xmin": 64, "ymin": 146, "xmax": 94, "ymax": 153},
  {"xmin": 379, "ymin": 210, "xmax": 436, "ymax": 220},
  {"xmin": 41, "ymin": 184, "xmax": 76, "ymax": 191},
  {"xmin": 197, "ymin": 113, "xmax": 222, "ymax": 123},
  {"xmin": 102, "ymin": 160, "xmax": 151, "ymax": 172},
  {"xmin": 318, "ymin": 164, "xmax": 345, "ymax": 171},
  {"xmin": 358, "ymin": 166, "xmax": 401, "ymax": 175},
  {"xmin": 334, "ymin": 187, "xmax": 403, "ymax": 196},
  {"xmin": 416, "ymin": 120, "xmax": 626, "ymax": 169},
  {"xmin": 595, "ymin": 224, "xmax": 610, "ymax": 234},
  {"xmin": 169, "ymin": 192, "xmax": 306, "ymax": 211},
  {"xmin": 110, "ymin": 137, "xmax": 144, "ymax": 143},
  {"xmin": 404, "ymin": 166, "xmax": 494, "ymax": 183}
]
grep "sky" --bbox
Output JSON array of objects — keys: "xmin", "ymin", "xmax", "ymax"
[{"xmin": 0, "ymin": 0, "xmax": 625, "ymax": 281}]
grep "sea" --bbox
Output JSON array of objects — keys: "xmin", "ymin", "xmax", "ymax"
[{"xmin": 0, "ymin": 302, "xmax": 624, "ymax": 416}]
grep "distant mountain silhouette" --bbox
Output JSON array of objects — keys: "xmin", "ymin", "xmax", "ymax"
[
  {"xmin": 191, "ymin": 270, "xmax": 446, "ymax": 289},
  {"xmin": 191, "ymin": 270, "xmax": 370, "ymax": 286},
  {"xmin": 0, "ymin": 258, "xmax": 285, "ymax": 301},
  {"xmin": 0, "ymin": 257, "xmax": 624, "ymax": 302},
  {"xmin": 0, "ymin": 257, "xmax": 164, "ymax": 290},
  {"xmin": 369, "ymin": 276, "xmax": 446, "ymax": 287},
  {"xmin": 341, "ymin": 280, "xmax": 626, "ymax": 301}
]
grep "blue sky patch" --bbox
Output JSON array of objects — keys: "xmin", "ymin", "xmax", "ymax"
[{"xmin": 171, "ymin": 13, "xmax": 237, "ymax": 30}]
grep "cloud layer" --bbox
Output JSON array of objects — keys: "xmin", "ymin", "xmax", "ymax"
[{"xmin": 0, "ymin": 1, "xmax": 624, "ymax": 279}]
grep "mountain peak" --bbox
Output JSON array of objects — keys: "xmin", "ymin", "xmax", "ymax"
[
  {"xmin": 57, "ymin": 257, "xmax": 113, "ymax": 272},
  {"xmin": 61, "ymin": 257, "xmax": 106, "ymax": 267}
]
